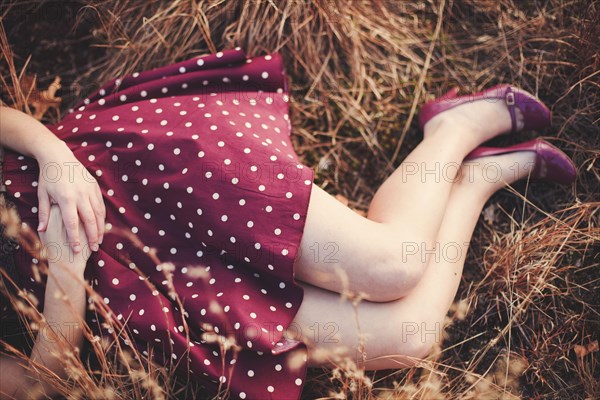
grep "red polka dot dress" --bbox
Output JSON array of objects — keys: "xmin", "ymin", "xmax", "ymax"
[{"xmin": 2, "ymin": 48, "xmax": 313, "ymax": 398}]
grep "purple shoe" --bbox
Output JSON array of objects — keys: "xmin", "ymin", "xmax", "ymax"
[
  {"xmin": 418, "ymin": 84, "xmax": 552, "ymax": 133},
  {"xmin": 464, "ymin": 138, "xmax": 577, "ymax": 185}
]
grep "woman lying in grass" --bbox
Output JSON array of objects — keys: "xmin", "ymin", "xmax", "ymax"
[{"xmin": 0, "ymin": 48, "xmax": 577, "ymax": 399}]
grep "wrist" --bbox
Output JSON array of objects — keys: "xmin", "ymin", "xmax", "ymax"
[
  {"xmin": 32, "ymin": 136, "xmax": 72, "ymax": 164},
  {"xmin": 48, "ymin": 260, "xmax": 87, "ymax": 281}
]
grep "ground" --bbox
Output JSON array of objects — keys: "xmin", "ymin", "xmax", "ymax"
[{"xmin": 1, "ymin": 1, "xmax": 598, "ymax": 399}]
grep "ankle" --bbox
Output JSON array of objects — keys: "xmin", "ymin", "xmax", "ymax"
[
  {"xmin": 423, "ymin": 119, "xmax": 481, "ymax": 152},
  {"xmin": 458, "ymin": 151, "xmax": 537, "ymax": 187}
]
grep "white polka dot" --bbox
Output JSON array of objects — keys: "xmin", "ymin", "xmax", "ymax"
[
  {"xmin": 129, "ymin": 294, "xmax": 137, "ymax": 301},
  {"xmin": 262, "ymin": 72, "xmax": 269, "ymax": 79},
  {"xmin": 293, "ymin": 213, "xmax": 301, "ymax": 220},
  {"xmin": 275, "ymin": 364, "xmax": 282, "ymax": 371},
  {"xmin": 196, "ymin": 58, "xmax": 204, "ymax": 66},
  {"xmin": 247, "ymin": 370, "xmax": 254, "ymax": 377},
  {"xmin": 112, "ymin": 278, "xmax": 119, "ymax": 285},
  {"xmin": 295, "ymin": 378, "xmax": 303, "ymax": 386},
  {"xmin": 239, "ymin": 199, "xmax": 246, "ymax": 206},
  {"xmin": 247, "ymin": 221, "xmax": 254, "ymax": 228},
  {"xmin": 267, "ymin": 386, "xmax": 274, "ymax": 393}
]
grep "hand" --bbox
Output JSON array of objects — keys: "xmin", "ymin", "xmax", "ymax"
[
  {"xmin": 36, "ymin": 141, "xmax": 105, "ymax": 253},
  {"xmin": 38, "ymin": 204, "xmax": 91, "ymax": 274}
]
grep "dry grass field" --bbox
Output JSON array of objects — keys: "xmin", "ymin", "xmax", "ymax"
[{"xmin": 1, "ymin": 1, "xmax": 599, "ymax": 398}]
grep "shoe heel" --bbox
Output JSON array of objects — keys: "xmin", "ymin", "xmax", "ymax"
[{"xmin": 443, "ymin": 87, "xmax": 460, "ymax": 99}]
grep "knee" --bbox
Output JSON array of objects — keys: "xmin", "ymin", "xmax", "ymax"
[
  {"xmin": 393, "ymin": 317, "xmax": 444, "ymax": 367},
  {"xmin": 361, "ymin": 248, "xmax": 427, "ymax": 302}
]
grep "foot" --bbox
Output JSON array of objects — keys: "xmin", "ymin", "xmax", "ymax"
[
  {"xmin": 464, "ymin": 138, "xmax": 577, "ymax": 185},
  {"xmin": 424, "ymin": 99, "xmax": 525, "ymax": 143}
]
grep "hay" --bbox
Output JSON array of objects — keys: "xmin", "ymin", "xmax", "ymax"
[{"xmin": 1, "ymin": 0, "xmax": 598, "ymax": 398}]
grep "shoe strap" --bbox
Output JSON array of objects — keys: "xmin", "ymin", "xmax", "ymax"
[{"xmin": 504, "ymin": 87, "xmax": 518, "ymax": 133}]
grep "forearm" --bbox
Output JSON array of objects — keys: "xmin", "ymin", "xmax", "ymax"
[
  {"xmin": 0, "ymin": 106, "xmax": 69, "ymax": 160},
  {"xmin": 29, "ymin": 262, "xmax": 86, "ymax": 376},
  {"xmin": 0, "ymin": 355, "xmax": 29, "ymax": 398},
  {"xmin": 0, "ymin": 264, "xmax": 86, "ymax": 399}
]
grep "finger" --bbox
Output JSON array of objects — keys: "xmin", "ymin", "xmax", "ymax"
[
  {"xmin": 37, "ymin": 192, "xmax": 51, "ymax": 232},
  {"xmin": 91, "ymin": 194, "xmax": 106, "ymax": 245},
  {"xmin": 78, "ymin": 200, "xmax": 99, "ymax": 252},
  {"xmin": 59, "ymin": 199, "xmax": 82, "ymax": 253},
  {"xmin": 94, "ymin": 188, "xmax": 106, "ymax": 244}
]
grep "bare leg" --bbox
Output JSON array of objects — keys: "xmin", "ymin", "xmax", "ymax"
[
  {"xmin": 294, "ymin": 100, "xmax": 518, "ymax": 301},
  {"xmin": 290, "ymin": 151, "xmax": 535, "ymax": 369}
]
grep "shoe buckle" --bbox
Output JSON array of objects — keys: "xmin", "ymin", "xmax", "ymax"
[{"xmin": 506, "ymin": 92, "xmax": 516, "ymax": 106}]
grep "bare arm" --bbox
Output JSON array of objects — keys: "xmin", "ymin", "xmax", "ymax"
[
  {"xmin": 0, "ymin": 106, "xmax": 67, "ymax": 160},
  {"xmin": 0, "ymin": 206, "xmax": 89, "ymax": 399},
  {"xmin": 0, "ymin": 106, "xmax": 105, "ymax": 252}
]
